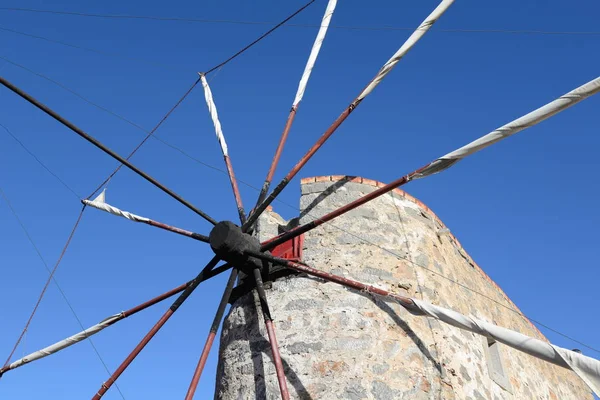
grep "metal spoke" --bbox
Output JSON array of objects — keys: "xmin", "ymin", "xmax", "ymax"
[
  {"xmin": 91, "ymin": 256, "xmax": 228, "ymax": 399},
  {"xmin": 0, "ymin": 280, "xmax": 193, "ymax": 376},
  {"xmin": 83, "ymin": 195, "xmax": 209, "ymax": 243},
  {"xmin": 243, "ymin": 0, "xmax": 455, "ymax": 230},
  {"xmin": 252, "ymin": 266, "xmax": 289, "ymax": 400},
  {"xmin": 185, "ymin": 269, "xmax": 238, "ymax": 400},
  {"xmin": 257, "ymin": 75, "xmax": 600, "ymax": 251},
  {"xmin": 199, "ymin": 74, "xmax": 246, "ymax": 224},
  {"xmin": 255, "ymin": 0, "xmax": 338, "ymax": 207},
  {"xmin": 246, "ymin": 251, "xmax": 415, "ymax": 308},
  {"xmin": 0, "ymin": 76, "xmax": 218, "ymax": 226},
  {"xmin": 248, "ymin": 251, "xmax": 600, "ymax": 394}
]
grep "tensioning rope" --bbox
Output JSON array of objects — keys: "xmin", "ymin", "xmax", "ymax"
[
  {"xmin": 0, "ymin": 2, "xmax": 319, "ymax": 384},
  {"xmin": 0, "ymin": 122, "xmax": 81, "ymax": 200},
  {"xmin": 0, "ymin": 76, "xmax": 218, "ymax": 225},
  {"xmin": 244, "ymin": 0, "xmax": 455, "ymax": 230},
  {"xmin": 6, "ymin": 52, "xmax": 592, "ymax": 356},
  {"xmin": 0, "ymin": 203, "xmax": 85, "ymax": 370},
  {"xmin": 85, "ymin": 0, "xmax": 316, "ymax": 199},
  {"xmin": 86, "ymin": 78, "xmax": 202, "ymax": 199},
  {"xmin": 0, "ymin": 55, "xmax": 225, "ymax": 186},
  {"xmin": 203, "ymin": 0, "xmax": 315, "ymax": 75},
  {"xmin": 3, "ymin": 7, "xmax": 600, "ymax": 36},
  {"xmin": 261, "ymin": 75, "xmax": 600, "ymax": 252},
  {"xmin": 4, "ymin": 55, "xmax": 593, "ymax": 356},
  {"xmin": 249, "ymin": 251, "xmax": 600, "ymax": 397},
  {"xmin": 256, "ymin": 0, "xmax": 338, "ymax": 207},
  {"xmin": 0, "ymin": 188, "xmax": 126, "ymax": 399}
]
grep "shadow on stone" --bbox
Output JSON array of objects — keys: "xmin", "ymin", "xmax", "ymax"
[
  {"xmin": 226, "ymin": 291, "xmax": 313, "ymax": 400},
  {"xmin": 300, "ymin": 176, "xmax": 355, "ymax": 219},
  {"xmin": 299, "ymin": 274, "xmax": 443, "ymax": 377},
  {"xmin": 369, "ymin": 294, "xmax": 443, "ymax": 375},
  {"xmin": 241, "ymin": 297, "xmax": 268, "ymax": 399}
]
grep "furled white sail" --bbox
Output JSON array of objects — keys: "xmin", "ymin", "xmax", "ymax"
[
  {"xmin": 408, "ymin": 298, "xmax": 600, "ymax": 396},
  {"xmin": 83, "ymin": 190, "xmax": 149, "ymax": 223},
  {"xmin": 6, "ymin": 314, "xmax": 122, "ymax": 371},
  {"xmin": 356, "ymin": 0, "xmax": 455, "ymax": 102},
  {"xmin": 200, "ymin": 74, "xmax": 228, "ymax": 157},
  {"xmin": 414, "ymin": 76, "xmax": 600, "ymax": 178},
  {"xmin": 292, "ymin": 0, "xmax": 337, "ymax": 106}
]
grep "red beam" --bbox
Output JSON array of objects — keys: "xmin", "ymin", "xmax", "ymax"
[
  {"xmin": 260, "ymin": 171, "xmax": 422, "ymax": 251},
  {"xmin": 144, "ymin": 219, "xmax": 209, "ymax": 243},
  {"xmin": 246, "ymin": 251, "xmax": 416, "ymax": 311},
  {"xmin": 256, "ymin": 106, "xmax": 298, "ymax": 206},
  {"xmin": 90, "ymin": 256, "xmax": 225, "ymax": 399},
  {"xmin": 185, "ymin": 269, "xmax": 239, "ymax": 400},
  {"xmin": 223, "ymin": 155, "xmax": 247, "ymax": 224},
  {"xmin": 252, "ymin": 268, "xmax": 290, "ymax": 400}
]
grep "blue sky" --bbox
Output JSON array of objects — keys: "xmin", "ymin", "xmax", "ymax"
[{"xmin": 0, "ymin": 0, "xmax": 599, "ymax": 398}]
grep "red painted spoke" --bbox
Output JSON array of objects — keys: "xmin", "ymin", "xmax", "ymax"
[
  {"xmin": 243, "ymin": 0, "xmax": 453, "ymax": 231},
  {"xmin": 243, "ymin": 106, "xmax": 353, "ymax": 231},
  {"xmin": 252, "ymin": 267, "xmax": 290, "ymax": 400},
  {"xmin": 90, "ymin": 256, "xmax": 227, "ymax": 399},
  {"xmin": 200, "ymin": 73, "xmax": 247, "ymax": 224},
  {"xmin": 260, "ymin": 174, "xmax": 412, "ymax": 251},
  {"xmin": 0, "ymin": 76, "xmax": 217, "ymax": 226},
  {"xmin": 256, "ymin": 107, "xmax": 298, "ymax": 207},
  {"xmin": 185, "ymin": 269, "xmax": 239, "ymax": 400},
  {"xmin": 246, "ymin": 251, "xmax": 416, "ymax": 311},
  {"xmin": 223, "ymin": 155, "xmax": 246, "ymax": 224},
  {"xmin": 144, "ymin": 219, "xmax": 209, "ymax": 243}
]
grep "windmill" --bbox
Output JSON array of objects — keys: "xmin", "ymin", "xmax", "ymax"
[{"xmin": 0, "ymin": 1, "xmax": 599, "ymax": 399}]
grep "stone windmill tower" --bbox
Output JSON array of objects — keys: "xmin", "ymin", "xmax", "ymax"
[
  {"xmin": 215, "ymin": 176, "xmax": 592, "ymax": 399},
  {"xmin": 1, "ymin": 0, "xmax": 599, "ymax": 398}
]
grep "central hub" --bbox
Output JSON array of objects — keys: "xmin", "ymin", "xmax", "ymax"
[{"xmin": 209, "ymin": 221, "xmax": 262, "ymax": 268}]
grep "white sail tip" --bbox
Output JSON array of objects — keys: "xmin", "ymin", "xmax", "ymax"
[{"xmin": 92, "ymin": 189, "xmax": 106, "ymax": 204}]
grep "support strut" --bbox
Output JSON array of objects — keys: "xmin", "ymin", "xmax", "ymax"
[
  {"xmin": 91, "ymin": 257, "xmax": 228, "ymax": 399},
  {"xmin": 0, "ymin": 76, "xmax": 217, "ymax": 226}
]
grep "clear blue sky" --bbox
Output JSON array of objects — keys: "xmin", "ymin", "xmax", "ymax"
[{"xmin": 0, "ymin": 0, "xmax": 599, "ymax": 398}]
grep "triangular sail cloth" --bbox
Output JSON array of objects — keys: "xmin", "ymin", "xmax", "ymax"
[{"xmin": 83, "ymin": 190, "xmax": 149, "ymax": 223}]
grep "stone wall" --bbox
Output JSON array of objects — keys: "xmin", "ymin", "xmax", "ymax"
[{"xmin": 215, "ymin": 176, "xmax": 592, "ymax": 400}]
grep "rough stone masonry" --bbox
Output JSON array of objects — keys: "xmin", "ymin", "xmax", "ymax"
[{"xmin": 215, "ymin": 176, "xmax": 592, "ymax": 400}]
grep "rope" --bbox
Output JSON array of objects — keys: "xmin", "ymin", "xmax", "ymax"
[
  {"xmin": 0, "ymin": 25, "xmax": 184, "ymax": 72},
  {"xmin": 5, "ymin": 85, "xmax": 596, "ymax": 356},
  {"xmin": 86, "ymin": 78, "xmax": 200, "ymax": 199},
  {"xmin": 0, "ymin": 190, "xmax": 125, "ymax": 398},
  {"xmin": 3, "ymin": 7, "xmax": 600, "ymax": 36},
  {"xmin": 4, "ymin": 64, "xmax": 589, "ymax": 356},
  {"xmin": 204, "ymin": 0, "xmax": 315, "ymax": 74},
  {"xmin": 79, "ymin": 0, "xmax": 316, "ymax": 198},
  {"xmin": 0, "ymin": 121, "xmax": 81, "ymax": 200},
  {"xmin": 292, "ymin": 202, "xmax": 600, "ymax": 355},
  {"xmin": 1, "ymin": 0, "xmax": 316, "ymax": 201},
  {"xmin": 0, "ymin": 204, "xmax": 86, "ymax": 368},
  {"xmin": 3, "ymin": 6, "xmax": 596, "ymax": 358},
  {"xmin": 0, "ymin": 54, "xmax": 224, "ymax": 183}
]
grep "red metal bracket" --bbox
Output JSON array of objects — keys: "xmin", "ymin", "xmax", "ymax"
[{"xmin": 270, "ymin": 234, "xmax": 304, "ymax": 262}]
